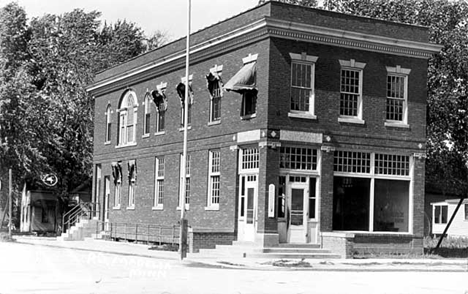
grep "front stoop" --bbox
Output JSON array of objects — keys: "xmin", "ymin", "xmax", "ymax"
[
  {"xmin": 188, "ymin": 242, "xmax": 342, "ymax": 259},
  {"xmin": 56, "ymin": 218, "xmax": 99, "ymax": 241}
]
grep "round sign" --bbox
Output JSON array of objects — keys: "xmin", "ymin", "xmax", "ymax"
[{"xmin": 42, "ymin": 174, "xmax": 58, "ymax": 187}]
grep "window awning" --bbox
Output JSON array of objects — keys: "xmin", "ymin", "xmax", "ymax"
[
  {"xmin": 224, "ymin": 62, "xmax": 256, "ymax": 93},
  {"xmin": 151, "ymin": 89, "xmax": 165, "ymax": 111},
  {"xmin": 206, "ymin": 72, "xmax": 223, "ymax": 96},
  {"xmin": 176, "ymin": 82, "xmax": 193, "ymax": 106},
  {"xmin": 128, "ymin": 160, "xmax": 137, "ymax": 184},
  {"xmin": 111, "ymin": 162, "xmax": 122, "ymax": 185}
]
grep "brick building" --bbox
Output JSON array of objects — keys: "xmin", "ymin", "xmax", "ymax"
[{"xmin": 87, "ymin": 2, "xmax": 441, "ymax": 256}]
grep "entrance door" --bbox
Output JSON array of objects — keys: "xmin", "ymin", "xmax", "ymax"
[
  {"xmin": 287, "ymin": 183, "xmax": 308, "ymax": 243},
  {"xmin": 238, "ymin": 174, "xmax": 258, "ymax": 242}
]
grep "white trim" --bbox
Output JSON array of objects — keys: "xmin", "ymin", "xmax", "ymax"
[
  {"xmin": 242, "ymin": 53, "xmax": 258, "ymax": 64},
  {"xmin": 385, "ymin": 122, "xmax": 410, "ymax": 128},
  {"xmin": 152, "ymin": 205, "xmax": 164, "ymax": 210},
  {"xmin": 339, "ymin": 59, "xmax": 366, "ymax": 69},
  {"xmin": 338, "ymin": 117, "xmax": 365, "ymax": 124},
  {"xmin": 88, "ymin": 18, "xmax": 441, "ymax": 93},
  {"xmin": 288, "ymin": 112, "xmax": 317, "ymax": 120},
  {"xmin": 386, "ymin": 65, "xmax": 411, "ymax": 75},
  {"xmin": 289, "ymin": 52, "xmax": 318, "ymax": 62}
]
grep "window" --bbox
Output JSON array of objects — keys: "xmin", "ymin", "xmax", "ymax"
[
  {"xmin": 41, "ymin": 205, "xmax": 49, "ymax": 223},
  {"xmin": 152, "ymin": 83, "xmax": 167, "ymax": 133},
  {"xmin": 154, "ymin": 156, "xmax": 165, "ymax": 208},
  {"xmin": 111, "ymin": 162, "xmax": 122, "ymax": 208},
  {"xmin": 434, "ymin": 205, "xmax": 448, "ymax": 224},
  {"xmin": 105, "ymin": 105, "xmax": 112, "ymax": 143},
  {"xmin": 240, "ymin": 148, "xmax": 259, "ymax": 171},
  {"xmin": 207, "ymin": 150, "xmax": 221, "ymax": 208},
  {"xmin": 289, "ymin": 53, "xmax": 318, "ymax": 118},
  {"xmin": 224, "ymin": 54, "xmax": 258, "ymax": 119},
  {"xmin": 176, "ymin": 77, "xmax": 193, "ymax": 128},
  {"xmin": 127, "ymin": 160, "xmax": 136, "ymax": 209},
  {"xmin": 179, "ymin": 153, "xmax": 191, "ymax": 208},
  {"xmin": 339, "ymin": 59, "xmax": 366, "ymax": 123},
  {"xmin": 118, "ymin": 90, "xmax": 138, "ymax": 146},
  {"xmin": 207, "ymin": 65, "xmax": 223, "ymax": 123},
  {"xmin": 280, "ymin": 147, "xmax": 318, "ymax": 170},
  {"xmin": 333, "ymin": 151, "xmax": 411, "ymax": 232},
  {"xmin": 386, "ymin": 66, "xmax": 410, "ymax": 126},
  {"xmin": 143, "ymin": 93, "xmax": 151, "ymax": 136},
  {"xmin": 464, "ymin": 203, "xmax": 468, "ymax": 221},
  {"xmin": 277, "ymin": 176, "xmax": 286, "ymax": 218}
]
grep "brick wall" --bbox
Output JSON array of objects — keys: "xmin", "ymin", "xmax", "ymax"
[{"xmin": 190, "ymin": 232, "xmax": 236, "ymax": 253}]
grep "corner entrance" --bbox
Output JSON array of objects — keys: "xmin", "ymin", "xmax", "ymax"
[{"xmin": 278, "ymin": 176, "xmax": 318, "ymax": 244}]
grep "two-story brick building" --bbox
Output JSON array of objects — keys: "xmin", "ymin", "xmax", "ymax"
[{"xmin": 87, "ymin": 2, "xmax": 441, "ymax": 256}]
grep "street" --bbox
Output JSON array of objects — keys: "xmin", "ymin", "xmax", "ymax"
[{"xmin": 0, "ymin": 242, "xmax": 467, "ymax": 294}]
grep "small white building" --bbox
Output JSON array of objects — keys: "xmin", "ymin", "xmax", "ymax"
[{"xmin": 431, "ymin": 199, "xmax": 468, "ymax": 237}]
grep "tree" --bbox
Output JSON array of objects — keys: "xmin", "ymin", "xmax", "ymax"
[
  {"xmin": 320, "ymin": 0, "xmax": 468, "ymax": 194},
  {"xmin": 258, "ymin": 0, "xmax": 318, "ymax": 8},
  {"xmin": 0, "ymin": 2, "xmax": 169, "ymax": 204}
]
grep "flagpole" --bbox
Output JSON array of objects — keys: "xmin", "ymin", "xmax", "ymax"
[{"xmin": 179, "ymin": 0, "xmax": 191, "ymax": 261}]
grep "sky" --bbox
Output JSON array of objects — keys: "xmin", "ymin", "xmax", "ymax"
[{"xmin": 1, "ymin": 0, "xmax": 260, "ymax": 40}]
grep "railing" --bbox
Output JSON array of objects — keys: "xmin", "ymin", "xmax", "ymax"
[
  {"xmin": 62, "ymin": 202, "xmax": 100, "ymax": 233},
  {"xmin": 94, "ymin": 220, "xmax": 180, "ymax": 246}
]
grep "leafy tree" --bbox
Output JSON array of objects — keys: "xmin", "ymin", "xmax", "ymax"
[
  {"xmin": 0, "ymin": 2, "xmax": 169, "ymax": 209},
  {"xmin": 320, "ymin": 0, "xmax": 468, "ymax": 194},
  {"xmin": 258, "ymin": 0, "xmax": 318, "ymax": 8}
]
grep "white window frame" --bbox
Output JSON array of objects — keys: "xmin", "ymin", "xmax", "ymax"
[
  {"xmin": 238, "ymin": 147, "xmax": 260, "ymax": 174},
  {"xmin": 385, "ymin": 66, "xmax": 411, "ymax": 128},
  {"xmin": 153, "ymin": 156, "xmax": 165, "ymax": 210},
  {"xmin": 113, "ymin": 182, "xmax": 121, "ymax": 209},
  {"xmin": 338, "ymin": 59, "xmax": 366, "ymax": 124},
  {"xmin": 117, "ymin": 90, "xmax": 138, "ymax": 147},
  {"xmin": 155, "ymin": 83, "xmax": 167, "ymax": 135},
  {"xmin": 208, "ymin": 65, "xmax": 223, "ymax": 124},
  {"xmin": 178, "ymin": 153, "xmax": 191, "ymax": 210},
  {"xmin": 179, "ymin": 75, "xmax": 193, "ymax": 130},
  {"xmin": 289, "ymin": 53, "xmax": 318, "ymax": 120},
  {"xmin": 433, "ymin": 204, "xmax": 448, "ymax": 224},
  {"xmin": 206, "ymin": 150, "xmax": 221, "ymax": 210},
  {"xmin": 127, "ymin": 160, "xmax": 136, "ymax": 209},
  {"xmin": 105, "ymin": 105, "xmax": 112, "ymax": 144},
  {"xmin": 333, "ymin": 150, "xmax": 413, "ymax": 233},
  {"xmin": 143, "ymin": 93, "xmax": 151, "ymax": 137}
]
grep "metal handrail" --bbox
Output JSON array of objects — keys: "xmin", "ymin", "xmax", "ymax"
[{"xmin": 62, "ymin": 202, "xmax": 100, "ymax": 233}]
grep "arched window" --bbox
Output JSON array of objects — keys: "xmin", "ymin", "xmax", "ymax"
[
  {"xmin": 105, "ymin": 105, "xmax": 112, "ymax": 143},
  {"xmin": 118, "ymin": 90, "xmax": 138, "ymax": 146}
]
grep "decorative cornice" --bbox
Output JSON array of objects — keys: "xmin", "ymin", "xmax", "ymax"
[{"xmin": 88, "ymin": 16, "xmax": 442, "ymax": 95}]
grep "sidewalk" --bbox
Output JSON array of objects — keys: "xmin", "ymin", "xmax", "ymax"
[{"xmin": 13, "ymin": 235, "xmax": 468, "ymax": 272}]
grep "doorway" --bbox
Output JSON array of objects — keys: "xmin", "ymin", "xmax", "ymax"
[{"xmin": 238, "ymin": 174, "xmax": 258, "ymax": 242}]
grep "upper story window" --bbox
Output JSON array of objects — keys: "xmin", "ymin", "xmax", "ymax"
[
  {"xmin": 143, "ymin": 93, "xmax": 151, "ymax": 136},
  {"xmin": 176, "ymin": 76, "xmax": 193, "ymax": 128},
  {"xmin": 206, "ymin": 65, "xmax": 223, "ymax": 123},
  {"xmin": 118, "ymin": 90, "xmax": 138, "ymax": 146},
  {"xmin": 339, "ymin": 59, "xmax": 366, "ymax": 124},
  {"xmin": 386, "ymin": 66, "xmax": 411, "ymax": 127},
  {"xmin": 152, "ymin": 82, "xmax": 167, "ymax": 134},
  {"xmin": 289, "ymin": 53, "xmax": 318, "ymax": 119},
  {"xmin": 105, "ymin": 104, "xmax": 112, "ymax": 144},
  {"xmin": 224, "ymin": 54, "xmax": 258, "ymax": 119}
]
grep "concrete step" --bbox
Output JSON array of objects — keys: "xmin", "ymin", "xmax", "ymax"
[
  {"xmin": 245, "ymin": 252, "xmax": 342, "ymax": 259},
  {"xmin": 278, "ymin": 243, "xmax": 321, "ymax": 249},
  {"xmin": 260, "ymin": 248, "xmax": 331, "ymax": 254}
]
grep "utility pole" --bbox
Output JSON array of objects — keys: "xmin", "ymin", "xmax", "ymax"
[
  {"xmin": 179, "ymin": 0, "xmax": 191, "ymax": 261},
  {"xmin": 8, "ymin": 168, "xmax": 12, "ymax": 239}
]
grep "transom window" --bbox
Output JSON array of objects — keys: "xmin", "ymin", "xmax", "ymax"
[
  {"xmin": 241, "ymin": 148, "xmax": 259, "ymax": 171},
  {"xmin": 375, "ymin": 154, "xmax": 410, "ymax": 176},
  {"xmin": 118, "ymin": 90, "xmax": 138, "ymax": 146},
  {"xmin": 289, "ymin": 53, "xmax": 318, "ymax": 118},
  {"xmin": 339, "ymin": 59, "xmax": 366, "ymax": 121},
  {"xmin": 386, "ymin": 66, "xmax": 410, "ymax": 125},
  {"xmin": 280, "ymin": 147, "xmax": 317, "ymax": 170},
  {"xmin": 334, "ymin": 151, "xmax": 371, "ymax": 174}
]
